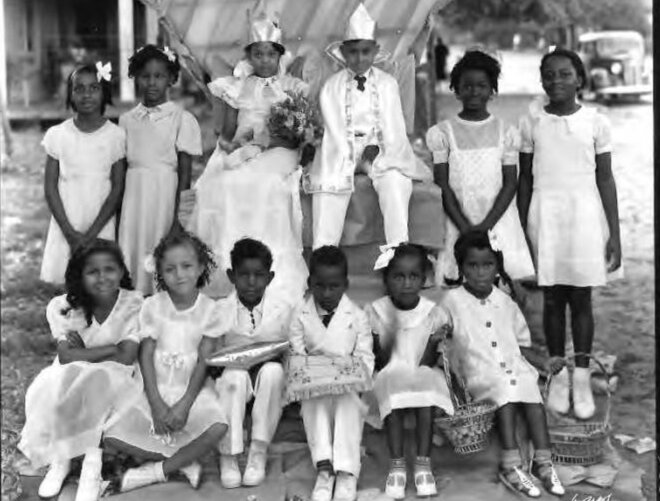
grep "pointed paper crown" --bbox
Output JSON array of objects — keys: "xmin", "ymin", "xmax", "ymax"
[
  {"xmin": 247, "ymin": 12, "xmax": 284, "ymax": 52},
  {"xmin": 325, "ymin": 2, "xmax": 389, "ymax": 66}
]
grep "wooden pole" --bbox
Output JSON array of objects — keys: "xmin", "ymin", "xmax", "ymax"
[
  {"xmin": 426, "ymin": 30, "xmax": 437, "ymax": 129},
  {"xmin": 118, "ymin": 0, "xmax": 135, "ymax": 102},
  {"xmin": 0, "ymin": 0, "xmax": 8, "ymax": 108}
]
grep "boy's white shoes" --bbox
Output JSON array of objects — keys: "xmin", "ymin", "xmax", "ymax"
[
  {"xmin": 120, "ymin": 461, "xmax": 166, "ymax": 492},
  {"xmin": 220, "ymin": 454, "xmax": 242, "ymax": 489},
  {"xmin": 242, "ymin": 444, "xmax": 267, "ymax": 486},
  {"xmin": 74, "ymin": 449, "xmax": 104, "ymax": 501},
  {"xmin": 384, "ymin": 468, "xmax": 406, "ymax": 500},
  {"xmin": 333, "ymin": 472, "xmax": 357, "ymax": 501},
  {"xmin": 179, "ymin": 461, "xmax": 202, "ymax": 489},
  {"xmin": 573, "ymin": 367, "xmax": 596, "ymax": 420},
  {"xmin": 38, "ymin": 459, "xmax": 71, "ymax": 498},
  {"xmin": 546, "ymin": 367, "xmax": 570, "ymax": 414},
  {"xmin": 311, "ymin": 470, "xmax": 335, "ymax": 501},
  {"xmin": 413, "ymin": 468, "xmax": 437, "ymax": 497}
]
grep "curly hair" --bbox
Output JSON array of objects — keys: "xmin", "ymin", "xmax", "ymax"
[
  {"xmin": 449, "ymin": 50, "xmax": 501, "ymax": 94},
  {"xmin": 381, "ymin": 243, "xmax": 432, "ymax": 283},
  {"xmin": 152, "ymin": 228, "xmax": 217, "ymax": 291},
  {"xmin": 540, "ymin": 48, "xmax": 587, "ymax": 90},
  {"xmin": 128, "ymin": 44, "xmax": 181, "ymax": 81},
  {"xmin": 452, "ymin": 230, "xmax": 516, "ymax": 300},
  {"xmin": 230, "ymin": 238, "xmax": 273, "ymax": 270},
  {"xmin": 66, "ymin": 64, "xmax": 113, "ymax": 114},
  {"xmin": 64, "ymin": 239, "xmax": 133, "ymax": 326},
  {"xmin": 309, "ymin": 245, "xmax": 348, "ymax": 279}
]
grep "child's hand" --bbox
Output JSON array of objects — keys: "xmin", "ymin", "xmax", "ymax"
[
  {"xmin": 65, "ymin": 331, "xmax": 85, "ymax": 349},
  {"xmin": 361, "ymin": 145, "xmax": 380, "ymax": 163},
  {"xmin": 605, "ymin": 236, "xmax": 622, "ymax": 272},
  {"xmin": 64, "ymin": 230, "xmax": 86, "ymax": 250},
  {"xmin": 166, "ymin": 401, "xmax": 190, "ymax": 431},
  {"xmin": 151, "ymin": 402, "xmax": 171, "ymax": 435}
]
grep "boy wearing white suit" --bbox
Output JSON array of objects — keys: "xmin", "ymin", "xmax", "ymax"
[
  {"xmin": 214, "ymin": 238, "xmax": 296, "ymax": 488},
  {"xmin": 304, "ymin": 3, "xmax": 428, "ymax": 251},
  {"xmin": 289, "ymin": 246, "xmax": 374, "ymax": 501}
]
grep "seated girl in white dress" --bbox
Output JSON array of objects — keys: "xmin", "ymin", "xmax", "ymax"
[
  {"xmin": 188, "ymin": 14, "xmax": 309, "ymax": 300},
  {"xmin": 365, "ymin": 244, "xmax": 454, "ymax": 500},
  {"xmin": 19, "ymin": 239, "xmax": 144, "ymax": 501},
  {"xmin": 442, "ymin": 231, "xmax": 564, "ymax": 498},
  {"xmin": 104, "ymin": 230, "xmax": 228, "ymax": 493}
]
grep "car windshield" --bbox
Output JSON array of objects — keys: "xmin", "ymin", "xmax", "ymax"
[{"xmin": 595, "ymin": 37, "xmax": 642, "ymax": 57}]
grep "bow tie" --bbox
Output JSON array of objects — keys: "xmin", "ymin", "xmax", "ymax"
[{"xmin": 354, "ymin": 75, "xmax": 367, "ymax": 92}]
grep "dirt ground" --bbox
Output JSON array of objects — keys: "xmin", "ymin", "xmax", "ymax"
[{"xmin": 0, "ymin": 92, "xmax": 655, "ymax": 500}]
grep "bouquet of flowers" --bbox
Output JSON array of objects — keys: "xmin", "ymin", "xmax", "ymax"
[{"xmin": 267, "ymin": 91, "xmax": 322, "ymax": 151}]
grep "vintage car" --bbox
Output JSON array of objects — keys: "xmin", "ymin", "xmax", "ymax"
[{"xmin": 577, "ymin": 31, "xmax": 651, "ymax": 101}]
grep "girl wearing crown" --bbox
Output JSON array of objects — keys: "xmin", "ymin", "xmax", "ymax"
[
  {"xmin": 187, "ymin": 14, "xmax": 309, "ymax": 300},
  {"xmin": 304, "ymin": 3, "xmax": 430, "ymax": 254}
]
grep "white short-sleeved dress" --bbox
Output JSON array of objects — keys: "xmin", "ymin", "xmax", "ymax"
[
  {"xmin": 104, "ymin": 292, "xmax": 226, "ymax": 457},
  {"xmin": 118, "ymin": 102, "xmax": 202, "ymax": 295},
  {"xmin": 426, "ymin": 116, "xmax": 534, "ymax": 282},
  {"xmin": 40, "ymin": 119, "xmax": 126, "ymax": 284},
  {"xmin": 189, "ymin": 73, "xmax": 309, "ymax": 299},
  {"xmin": 443, "ymin": 286, "xmax": 542, "ymax": 408},
  {"xmin": 519, "ymin": 104, "xmax": 620, "ymax": 287},
  {"xmin": 365, "ymin": 296, "xmax": 454, "ymax": 420},
  {"xmin": 18, "ymin": 289, "xmax": 144, "ymax": 468}
]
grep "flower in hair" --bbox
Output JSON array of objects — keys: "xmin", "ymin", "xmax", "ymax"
[
  {"xmin": 373, "ymin": 243, "xmax": 402, "ymax": 270},
  {"xmin": 95, "ymin": 61, "xmax": 112, "ymax": 82},
  {"xmin": 144, "ymin": 254, "xmax": 157, "ymax": 274},
  {"xmin": 162, "ymin": 46, "xmax": 176, "ymax": 62},
  {"xmin": 487, "ymin": 230, "xmax": 502, "ymax": 252}
]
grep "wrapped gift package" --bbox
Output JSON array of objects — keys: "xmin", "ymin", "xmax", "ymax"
[{"xmin": 206, "ymin": 341, "xmax": 290, "ymax": 370}]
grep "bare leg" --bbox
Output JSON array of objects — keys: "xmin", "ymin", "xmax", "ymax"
[
  {"xmin": 543, "ymin": 286, "xmax": 569, "ymax": 358},
  {"xmin": 384, "ymin": 410, "xmax": 405, "ymax": 458},
  {"xmin": 162, "ymin": 423, "xmax": 227, "ymax": 475},
  {"xmin": 567, "ymin": 286, "xmax": 594, "ymax": 368},
  {"xmin": 495, "ymin": 403, "xmax": 518, "ymax": 450},
  {"xmin": 415, "ymin": 407, "xmax": 433, "ymax": 457},
  {"xmin": 521, "ymin": 403, "xmax": 551, "ymax": 449},
  {"xmin": 103, "ymin": 437, "xmax": 167, "ymax": 463}
]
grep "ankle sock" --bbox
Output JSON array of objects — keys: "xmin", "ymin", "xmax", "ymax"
[
  {"xmin": 390, "ymin": 457, "xmax": 406, "ymax": 471},
  {"xmin": 533, "ymin": 449, "xmax": 553, "ymax": 475},
  {"xmin": 316, "ymin": 459, "xmax": 333, "ymax": 474},
  {"xmin": 250, "ymin": 439, "xmax": 268, "ymax": 454},
  {"xmin": 414, "ymin": 456, "xmax": 431, "ymax": 470},
  {"xmin": 501, "ymin": 449, "xmax": 523, "ymax": 470}
]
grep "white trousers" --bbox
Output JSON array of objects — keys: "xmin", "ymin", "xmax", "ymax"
[
  {"xmin": 312, "ymin": 171, "xmax": 413, "ymax": 249},
  {"xmin": 300, "ymin": 392, "xmax": 365, "ymax": 477},
  {"xmin": 215, "ymin": 362, "xmax": 285, "ymax": 455}
]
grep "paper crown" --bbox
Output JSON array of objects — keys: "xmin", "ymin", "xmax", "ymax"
[
  {"xmin": 247, "ymin": 15, "xmax": 284, "ymax": 51},
  {"xmin": 325, "ymin": 2, "xmax": 389, "ymax": 66}
]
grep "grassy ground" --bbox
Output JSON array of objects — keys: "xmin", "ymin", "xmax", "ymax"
[{"xmin": 1, "ymin": 93, "xmax": 655, "ymax": 500}]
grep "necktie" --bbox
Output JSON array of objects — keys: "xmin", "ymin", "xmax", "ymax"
[
  {"xmin": 249, "ymin": 310, "xmax": 256, "ymax": 329},
  {"xmin": 354, "ymin": 75, "xmax": 367, "ymax": 92},
  {"xmin": 322, "ymin": 311, "xmax": 334, "ymax": 327}
]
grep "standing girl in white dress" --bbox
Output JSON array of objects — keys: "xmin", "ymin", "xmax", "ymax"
[
  {"xmin": 189, "ymin": 15, "xmax": 308, "ymax": 299},
  {"xmin": 118, "ymin": 45, "xmax": 202, "ymax": 295},
  {"xmin": 517, "ymin": 49, "xmax": 622, "ymax": 420},
  {"xmin": 426, "ymin": 50, "xmax": 533, "ymax": 284},
  {"xmin": 443, "ymin": 231, "xmax": 564, "ymax": 498},
  {"xmin": 104, "ymin": 230, "xmax": 227, "ymax": 493},
  {"xmin": 20, "ymin": 239, "xmax": 143, "ymax": 501},
  {"xmin": 365, "ymin": 244, "xmax": 454, "ymax": 500},
  {"xmin": 41, "ymin": 63, "xmax": 126, "ymax": 285}
]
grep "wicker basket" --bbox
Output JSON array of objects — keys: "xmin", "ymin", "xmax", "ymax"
[
  {"xmin": 434, "ymin": 351, "xmax": 497, "ymax": 455},
  {"xmin": 545, "ymin": 354, "xmax": 611, "ymax": 465}
]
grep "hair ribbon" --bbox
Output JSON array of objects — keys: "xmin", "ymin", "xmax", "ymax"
[
  {"xmin": 487, "ymin": 229, "xmax": 502, "ymax": 252},
  {"xmin": 162, "ymin": 46, "xmax": 177, "ymax": 62},
  {"xmin": 95, "ymin": 61, "xmax": 112, "ymax": 82},
  {"xmin": 143, "ymin": 254, "xmax": 156, "ymax": 274},
  {"xmin": 373, "ymin": 243, "xmax": 401, "ymax": 270}
]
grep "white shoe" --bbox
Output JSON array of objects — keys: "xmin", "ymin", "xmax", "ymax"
[
  {"xmin": 573, "ymin": 367, "xmax": 595, "ymax": 420},
  {"xmin": 332, "ymin": 472, "xmax": 357, "ymax": 501},
  {"xmin": 75, "ymin": 450, "xmax": 103, "ymax": 501},
  {"xmin": 413, "ymin": 467, "xmax": 437, "ymax": 497},
  {"xmin": 499, "ymin": 466, "xmax": 541, "ymax": 498},
  {"xmin": 242, "ymin": 444, "xmax": 267, "ymax": 486},
  {"xmin": 120, "ymin": 461, "xmax": 166, "ymax": 493},
  {"xmin": 179, "ymin": 461, "xmax": 202, "ymax": 489},
  {"xmin": 532, "ymin": 462, "xmax": 565, "ymax": 496},
  {"xmin": 547, "ymin": 367, "xmax": 570, "ymax": 414},
  {"xmin": 219, "ymin": 455, "xmax": 241, "ymax": 489},
  {"xmin": 384, "ymin": 467, "xmax": 406, "ymax": 500},
  {"xmin": 38, "ymin": 459, "xmax": 71, "ymax": 498},
  {"xmin": 311, "ymin": 470, "xmax": 335, "ymax": 501}
]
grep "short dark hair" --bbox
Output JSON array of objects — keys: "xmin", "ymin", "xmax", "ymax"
[
  {"xmin": 65, "ymin": 65, "xmax": 113, "ymax": 114},
  {"xmin": 152, "ymin": 228, "xmax": 216, "ymax": 291},
  {"xmin": 64, "ymin": 239, "xmax": 133, "ymax": 326},
  {"xmin": 128, "ymin": 44, "xmax": 181, "ymax": 81},
  {"xmin": 450, "ymin": 50, "xmax": 501, "ymax": 94},
  {"xmin": 246, "ymin": 41, "xmax": 285, "ymax": 56},
  {"xmin": 309, "ymin": 245, "xmax": 348, "ymax": 278},
  {"xmin": 540, "ymin": 48, "xmax": 587, "ymax": 90},
  {"xmin": 382, "ymin": 243, "xmax": 432, "ymax": 279},
  {"xmin": 230, "ymin": 238, "xmax": 273, "ymax": 270}
]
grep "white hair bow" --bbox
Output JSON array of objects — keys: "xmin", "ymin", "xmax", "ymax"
[
  {"xmin": 143, "ymin": 254, "xmax": 156, "ymax": 274},
  {"xmin": 373, "ymin": 243, "xmax": 400, "ymax": 270},
  {"xmin": 95, "ymin": 61, "xmax": 112, "ymax": 82},
  {"xmin": 162, "ymin": 46, "xmax": 176, "ymax": 63},
  {"xmin": 487, "ymin": 230, "xmax": 502, "ymax": 252}
]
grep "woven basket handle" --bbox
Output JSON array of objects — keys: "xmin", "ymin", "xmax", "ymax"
[
  {"xmin": 440, "ymin": 343, "xmax": 472, "ymax": 408},
  {"xmin": 543, "ymin": 352, "xmax": 611, "ymax": 427}
]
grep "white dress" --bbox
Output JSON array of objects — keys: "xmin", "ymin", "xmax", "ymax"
[
  {"xmin": 40, "ymin": 119, "xmax": 126, "ymax": 284},
  {"xmin": 426, "ymin": 116, "xmax": 534, "ymax": 282},
  {"xmin": 118, "ymin": 102, "xmax": 202, "ymax": 295},
  {"xmin": 365, "ymin": 296, "xmax": 454, "ymax": 419},
  {"xmin": 104, "ymin": 292, "xmax": 226, "ymax": 457},
  {"xmin": 443, "ymin": 286, "xmax": 542, "ymax": 408},
  {"xmin": 520, "ymin": 104, "xmax": 620, "ymax": 287},
  {"xmin": 18, "ymin": 289, "xmax": 144, "ymax": 468},
  {"xmin": 189, "ymin": 73, "xmax": 309, "ymax": 299}
]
